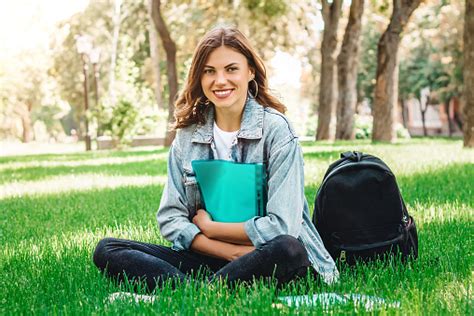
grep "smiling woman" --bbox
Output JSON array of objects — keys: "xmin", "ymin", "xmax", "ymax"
[
  {"xmin": 92, "ymin": 26, "xmax": 339, "ymax": 293},
  {"xmin": 172, "ymin": 27, "xmax": 285, "ymax": 130}
]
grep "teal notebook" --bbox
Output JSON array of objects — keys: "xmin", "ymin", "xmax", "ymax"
[{"xmin": 191, "ymin": 160, "xmax": 266, "ymax": 223}]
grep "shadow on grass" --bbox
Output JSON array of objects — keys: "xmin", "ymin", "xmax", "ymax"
[
  {"xmin": 5, "ymin": 161, "xmax": 470, "ymax": 245},
  {"xmin": 303, "ymin": 150, "xmax": 344, "ymax": 162},
  {"xmin": 0, "ymin": 147, "xmax": 169, "ymax": 164},
  {"xmin": 398, "ymin": 162, "xmax": 474, "ymax": 206},
  {"xmin": 0, "ymin": 158, "xmax": 169, "ymax": 184},
  {"xmin": 2, "ymin": 218, "xmax": 472, "ymax": 315},
  {"xmin": 0, "ymin": 184, "xmax": 165, "ymax": 245},
  {"xmin": 2, "ymin": 156, "xmax": 472, "ymax": 314},
  {"xmin": 302, "ymin": 137, "xmax": 464, "ymax": 147}
]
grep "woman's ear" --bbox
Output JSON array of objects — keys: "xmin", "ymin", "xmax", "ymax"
[{"xmin": 249, "ymin": 69, "xmax": 255, "ymax": 81}]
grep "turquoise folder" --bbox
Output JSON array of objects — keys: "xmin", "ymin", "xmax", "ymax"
[{"xmin": 191, "ymin": 160, "xmax": 266, "ymax": 223}]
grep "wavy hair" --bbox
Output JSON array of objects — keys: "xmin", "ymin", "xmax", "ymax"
[{"xmin": 173, "ymin": 27, "xmax": 285, "ymax": 129}]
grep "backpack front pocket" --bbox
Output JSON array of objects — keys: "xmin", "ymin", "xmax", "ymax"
[{"xmin": 329, "ymin": 224, "xmax": 405, "ymax": 265}]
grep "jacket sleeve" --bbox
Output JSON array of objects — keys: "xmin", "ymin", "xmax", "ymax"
[
  {"xmin": 244, "ymin": 136, "xmax": 305, "ymax": 247},
  {"xmin": 156, "ymin": 142, "xmax": 201, "ymax": 250}
]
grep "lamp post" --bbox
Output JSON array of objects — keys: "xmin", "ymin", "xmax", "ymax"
[
  {"xmin": 89, "ymin": 47, "xmax": 101, "ymax": 137},
  {"xmin": 75, "ymin": 35, "xmax": 92, "ymax": 151}
]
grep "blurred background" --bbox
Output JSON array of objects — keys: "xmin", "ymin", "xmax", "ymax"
[{"xmin": 0, "ymin": 0, "xmax": 469, "ymax": 154}]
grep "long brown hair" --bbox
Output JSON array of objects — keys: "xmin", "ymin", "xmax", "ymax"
[{"xmin": 173, "ymin": 27, "xmax": 285, "ymax": 130}]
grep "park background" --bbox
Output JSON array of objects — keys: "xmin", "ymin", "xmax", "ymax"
[
  {"xmin": 1, "ymin": 0, "xmax": 473, "ymax": 315},
  {"xmin": 0, "ymin": 0, "xmax": 473, "ymax": 152}
]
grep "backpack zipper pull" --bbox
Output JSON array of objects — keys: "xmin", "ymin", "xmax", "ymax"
[
  {"xmin": 340, "ymin": 250, "xmax": 346, "ymax": 263},
  {"xmin": 402, "ymin": 215, "xmax": 408, "ymax": 224}
]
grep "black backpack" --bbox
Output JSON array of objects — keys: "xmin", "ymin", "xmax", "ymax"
[{"xmin": 312, "ymin": 151, "xmax": 418, "ymax": 265}]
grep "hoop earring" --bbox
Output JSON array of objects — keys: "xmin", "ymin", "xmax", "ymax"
[{"xmin": 248, "ymin": 79, "xmax": 258, "ymax": 99}]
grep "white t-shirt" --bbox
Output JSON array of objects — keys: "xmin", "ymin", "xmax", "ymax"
[{"xmin": 213, "ymin": 122, "xmax": 239, "ymax": 161}]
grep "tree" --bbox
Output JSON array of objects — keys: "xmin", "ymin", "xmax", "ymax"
[
  {"xmin": 464, "ymin": 0, "xmax": 474, "ymax": 147},
  {"xmin": 398, "ymin": 36, "xmax": 447, "ymax": 136},
  {"xmin": 151, "ymin": 0, "xmax": 177, "ymax": 146},
  {"xmin": 372, "ymin": 0, "xmax": 421, "ymax": 142},
  {"xmin": 147, "ymin": 0, "xmax": 162, "ymax": 110},
  {"xmin": 336, "ymin": 0, "xmax": 365, "ymax": 140},
  {"xmin": 0, "ymin": 49, "xmax": 63, "ymax": 142},
  {"xmin": 317, "ymin": 0, "xmax": 342, "ymax": 141},
  {"xmin": 108, "ymin": 0, "xmax": 122, "ymax": 104},
  {"xmin": 356, "ymin": 4, "xmax": 386, "ymax": 107}
]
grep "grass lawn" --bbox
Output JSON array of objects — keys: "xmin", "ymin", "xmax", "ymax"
[{"xmin": 1, "ymin": 138, "xmax": 473, "ymax": 315}]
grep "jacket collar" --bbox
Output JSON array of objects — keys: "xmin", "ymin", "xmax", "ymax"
[{"xmin": 191, "ymin": 97, "xmax": 264, "ymax": 144}]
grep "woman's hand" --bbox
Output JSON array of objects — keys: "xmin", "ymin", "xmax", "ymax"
[
  {"xmin": 228, "ymin": 244, "xmax": 256, "ymax": 261},
  {"xmin": 193, "ymin": 210, "xmax": 253, "ymax": 244},
  {"xmin": 190, "ymin": 233, "xmax": 256, "ymax": 261},
  {"xmin": 192, "ymin": 209, "xmax": 213, "ymax": 235}
]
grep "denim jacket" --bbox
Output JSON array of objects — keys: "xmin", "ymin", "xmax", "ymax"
[{"xmin": 157, "ymin": 98, "xmax": 339, "ymax": 284}]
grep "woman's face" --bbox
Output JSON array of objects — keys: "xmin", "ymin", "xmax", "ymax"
[{"xmin": 200, "ymin": 45, "xmax": 254, "ymax": 115}]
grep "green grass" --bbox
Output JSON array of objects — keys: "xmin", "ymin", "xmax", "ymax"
[{"xmin": 1, "ymin": 138, "xmax": 473, "ymax": 315}]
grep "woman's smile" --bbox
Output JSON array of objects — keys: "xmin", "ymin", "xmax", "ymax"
[{"xmin": 213, "ymin": 89, "xmax": 234, "ymax": 99}]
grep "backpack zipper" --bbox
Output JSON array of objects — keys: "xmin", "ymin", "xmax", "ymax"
[{"xmin": 337, "ymin": 233, "xmax": 404, "ymax": 252}]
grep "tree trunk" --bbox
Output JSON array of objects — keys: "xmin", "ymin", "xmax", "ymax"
[
  {"xmin": 463, "ymin": 0, "xmax": 474, "ymax": 147},
  {"xmin": 147, "ymin": 0, "xmax": 162, "ymax": 110},
  {"xmin": 17, "ymin": 103, "xmax": 33, "ymax": 143},
  {"xmin": 401, "ymin": 98, "xmax": 408, "ymax": 128},
  {"xmin": 444, "ymin": 96, "xmax": 453, "ymax": 137},
  {"xmin": 151, "ymin": 0, "xmax": 177, "ymax": 146},
  {"xmin": 108, "ymin": 0, "xmax": 122, "ymax": 104},
  {"xmin": 335, "ymin": 0, "xmax": 365, "ymax": 140},
  {"xmin": 372, "ymin": 0, "xmax": 421, "ymax": 142},
  {"xmin": 420, "ymin": 98, "xmax": 427, "ymax": 136},
  {"xmin": 316, "ymin": 0, "xmax": 342, "ymax": 141}
]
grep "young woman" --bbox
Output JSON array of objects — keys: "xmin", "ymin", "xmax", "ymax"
[{"xmin": 93, "ymin": 27, "xmax": 338, "ymax": 291}]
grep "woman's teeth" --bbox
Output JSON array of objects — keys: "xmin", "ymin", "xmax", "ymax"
[{"xmin": 214, "ymin": 89, "xmax": 232, "ymax": 98}]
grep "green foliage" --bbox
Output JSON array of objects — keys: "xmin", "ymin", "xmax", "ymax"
[
  {"xmin": 45, "ymin": 0, "xmax": 306, "ymax": 143},
  {"xmin": 1, "ymin": 139, "xmax": 473, "ymax": 314},
  {"xmin": 98, "ymin": 97, "xmax": 167, "ymax": 148},
  {"xmin": 0, "ymin": 48, "xmax": 68, "ymax": 141},
  {"xmin": 96, "ymin": 43, "xmax": 166, "ymax": 147},
  {"xmin": 52, "ymin": 0, "xmax": 114, "ymax": 135},
  {"xmin": 1, "ymin": 0, "xmax": 466, "ymax": 144},
  {"xmin": 101, "ymin": 99, "xmax": 139, "ymax": 146},
  {"xmin": 354, "ymin": 114, "xmax": 372, "ymax": 139},
  {"xmin": 356, "ymin": 8, "xmax": 383, "ymax": 104},
  {"xmin": 243, "ymin": 0, "xmax": 287, "ymax": 17},
  {"xmin": 399, "ymin": 1, "xmax": 464, "ymax": 102},
  {"xmin": 304, "ymin": 114, "xmax": 317, "ymax": 137},
  {"xmin": 354, "ymin": 114, "xmax": 410, "ymax": 139}
]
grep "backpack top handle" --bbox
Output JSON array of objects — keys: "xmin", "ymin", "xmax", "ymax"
[{"xmin": 341, "ymin": 151, "xmax": 363, "ymax": 162}]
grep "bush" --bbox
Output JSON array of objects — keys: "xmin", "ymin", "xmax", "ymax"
[
  {"xmin": 100, "ymin": 99, "xmax": 138, "ymax": 147},
  {"xmin": 354, "ymin": 114, "xmax": 411, "ymax": 139},
  {"xmin": 354, "ymin": 114, "xmax": 373, "ymax": 139}
]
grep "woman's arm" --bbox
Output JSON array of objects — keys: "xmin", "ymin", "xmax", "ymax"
[
  {"xmin": 190, "ymin": 233, "xmax": 255, "ymax": 261},
  {"xmin": 243, "ymin": 137, "xmax": 305, "ymax": 247},
  {"xmin": 192, "ymin": 209, "xmax": 253, "ymax": 245},
  {"xmin": 157, "ymin": 141, "xmax": 202, "ymax": 251}
]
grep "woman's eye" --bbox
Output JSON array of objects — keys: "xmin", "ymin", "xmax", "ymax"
[
  {"xmin": 227, "ymin": 67, "xmax": 238, "ymax": 72},
  {"xmin": 204, "ymin": 69, "xmax": 214, "ymax": 74}
]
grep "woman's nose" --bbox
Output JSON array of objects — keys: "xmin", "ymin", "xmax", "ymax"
[{"xmin": 215, "ymin": 71, "xmax": 227, "ymax": 85}]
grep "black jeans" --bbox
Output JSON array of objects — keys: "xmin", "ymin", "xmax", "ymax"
[{"xmin": 93, "ymin": 235, "xmax": 314, "ymax": 291}]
